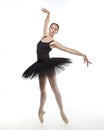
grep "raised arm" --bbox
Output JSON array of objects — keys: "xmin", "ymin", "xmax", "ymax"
[
  {"xmin": 41, "ymin": 8, "xmax": 50, "ymax": 36},
  {"xmin": 51, "ymin": 41, "xmax": 92, "ymax": 66}
]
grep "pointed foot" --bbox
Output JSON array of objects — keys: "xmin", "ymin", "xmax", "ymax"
[
  {"xmin": 38, "ymin": 110, "xmax": 45, "ymax": 123},
  {"xmin": 60, "ymin": 111, "xmax": 69, "ymax": 124}
]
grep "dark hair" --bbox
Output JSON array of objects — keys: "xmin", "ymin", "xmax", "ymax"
[{"xmin": 50, "ymin": 23, "xmax": 59, "ymax": 30}]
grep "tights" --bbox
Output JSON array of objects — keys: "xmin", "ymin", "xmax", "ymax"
[{"xmin": 38, "ymin": 74, "xmax": 68, "ymax": 124}]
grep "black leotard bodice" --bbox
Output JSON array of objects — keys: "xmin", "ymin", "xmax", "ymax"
[{"xmin": 37, "ymin": 40, "xmax": 54, "ymax": 60}]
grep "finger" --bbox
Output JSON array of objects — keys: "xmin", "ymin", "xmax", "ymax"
[
  {"xmin": 41, "ymin": 8, "xmax": 46, "ymax": 11},
  {"xmin": 41, "ymin": 7, "xmax": 44, "ymax": 10},
  {"xmin": 87, "ymin": 61, "xmax": 92, "ymax": 66},
  {"xmin": 87, "ymin": 62, "xmax": 89, "ymax": 67},
  {"xmin": 84, "ymin": 59, "xmax": 86, "ymax": 63},
  {"xmin": 41, "ymin": 9, "xmax": 44, "ymax": 11},
  {"xmin": 84, "ymin": 59, "xmax": 85, "ymax": 63},
  {"xmin": 41, "ymin": 7, "xmax": 45, "ymax": 10}
]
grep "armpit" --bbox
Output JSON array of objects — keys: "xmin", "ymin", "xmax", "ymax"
[{"xmin": 50, "ymin": 42, "xmax": 55, "ymax": 49}]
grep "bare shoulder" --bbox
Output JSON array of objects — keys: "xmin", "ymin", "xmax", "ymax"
[
  {"xmin": 50, "ymin": 41, "xmax": 64, "ymax": 48},
  {"xmin": 50, "ymin": 40, "xmax": 69, "ymax": 52},
  {"xmin": 50, "ymin": 40, "xmax": 59, "ymax": 48}
]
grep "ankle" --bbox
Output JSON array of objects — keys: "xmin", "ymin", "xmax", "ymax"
[{"xmin": 38, "ymin": 108, "xmax": 43, "ymax": 112}]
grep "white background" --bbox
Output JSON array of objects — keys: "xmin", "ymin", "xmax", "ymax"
[{"xmin": 0, "ymin": 0, "xmax": 104, "ymax": 130}]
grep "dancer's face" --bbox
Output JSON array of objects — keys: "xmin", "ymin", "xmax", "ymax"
[{"xmin": 49, "ymin": 24, "xmax": 59, "ymax": 36}]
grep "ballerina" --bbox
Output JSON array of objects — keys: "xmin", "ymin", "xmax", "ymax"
[{"xmin": 22, "ymin": 8, "xmax": 92, "ymax": 124}]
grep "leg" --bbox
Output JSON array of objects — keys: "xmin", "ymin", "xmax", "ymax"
[
  {"xmin": 47, "ymin": 75, "xmax": 68, "ymax": 124},
  {"xmin": 38, "ymin": 75, "xmax": 47, "ymax": 123}
]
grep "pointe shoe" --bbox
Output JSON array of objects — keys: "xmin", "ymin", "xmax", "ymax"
[
  {"xmin": 38, "ymin": 110, "xmax": 45, "ymax": 123},
  {"xmin": 60, "ymin": 111, "xmax": 69, "ymax": 124}
]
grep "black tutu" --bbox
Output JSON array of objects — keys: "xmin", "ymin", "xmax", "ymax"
[
  {"xmin": 22, "ymin": 58, "xmax": 72, "ymax": 79},
  {"xmin": 22, "ymin": 37, "xmax": 72, "ymax": 79}
]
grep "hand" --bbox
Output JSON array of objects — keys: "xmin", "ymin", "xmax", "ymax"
[
  {"xmin": 41, "ymin": 8, "xmax": 50, "ymax": 14},
  {"xmin": 83, "ymin": 55, "xmax": 92, "ymax": 67}
]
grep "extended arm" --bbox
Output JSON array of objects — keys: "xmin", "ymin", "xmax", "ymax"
[
  {"xmin": 51, "ymin": 41, "xmax": 92, "ymax": 66},
  {"xmin": 41, "ymin": 8, "xmax": 50, "ymax": 36}
]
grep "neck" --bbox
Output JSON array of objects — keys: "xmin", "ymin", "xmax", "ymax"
[{"xmin": 48, "ymin": 34, "xmax": 54, "ymax": 38}]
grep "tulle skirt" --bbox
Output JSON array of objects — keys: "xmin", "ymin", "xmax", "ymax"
[{"xmin": 22, "ymin": 58, "xmax": 72, "ymax": 79}]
